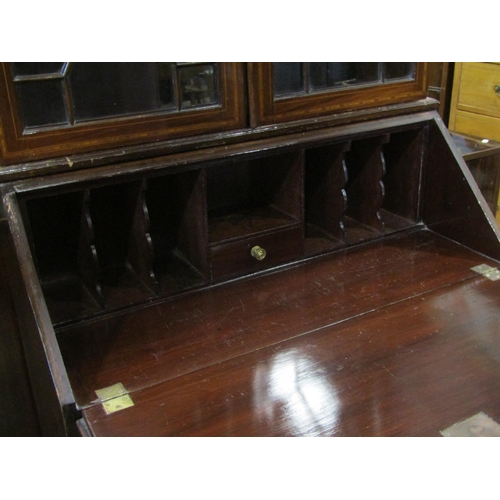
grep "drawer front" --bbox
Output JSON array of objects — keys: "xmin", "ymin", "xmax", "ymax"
[
  {"xmin": 210, "ymin": 227, "xmax": 303, "ymax": 280},
  {"xmin": 454, "ymin": 109, "xmax": 500, "ymax": 143},
  {"xmin": 457, "ymin": 63, "xmax": 500, "ymax": 119}
]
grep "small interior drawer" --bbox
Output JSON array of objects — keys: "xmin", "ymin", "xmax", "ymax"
[
  {"xmin": 210, "ymin": 226, "xmax": 303, "ymax": 280},
  {"xmin": 457, "ymin": 63, "xmax": 500, "ymax": 119}
]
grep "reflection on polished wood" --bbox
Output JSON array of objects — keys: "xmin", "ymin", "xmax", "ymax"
[{"xmin": 68, "ymin": 229, "xmax": 500, "ymax": 436}]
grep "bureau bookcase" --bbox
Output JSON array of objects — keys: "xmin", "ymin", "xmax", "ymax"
[{"xmin": 2, "ymin": 63, "xmax": 500, "ymax": 436}]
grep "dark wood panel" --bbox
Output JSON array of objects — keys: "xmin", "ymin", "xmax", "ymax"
[
  {"xmin": 424, "ymin": 119, "xmax": 500, "ymax": 260},
  {"xmin": 83, "ymin": 272, "xmax": 500, "ymax": 437},
  {"xmin": 383, "ymin": 128, "xmax": 425, "ymax": 223},
  {"xmin": 58, "ymin": 229, "xmax": 499, "ymax": 410},
  {"xmin": 2, "ymin": 190, "xmax": 78, "ymax": 436},
  {"xmin": 0, "ymin": 221, "xmax": 40, "ymax": 436}
]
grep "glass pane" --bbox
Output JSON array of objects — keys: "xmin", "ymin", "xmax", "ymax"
[
  {"xmin": 383, "ymin": 62, "xmax": 415, "ymax": 80},
  {"xmin": 309, "ymin": 63, "xmax": 381, "ymax": 90},
  {"xmin": 14, "ymin": 80, "xmax": 68, "ymax": 128},
  {"xmin": 310, "ymin": 63, "xmax": 350, "ymax": 89},
  {"xmin": 69, "ymin": 63, "xmax": 176, "ymax": 122},
  {"xmin": 309, "ymin": 63, "xmax": 328, "ymax": 89},
  {"xmin": 355, "ymin": 63, "xmax": 381, "ymax": 83},
  {"xmin": 273, "ymin": 63, "xmax": 304, "ymax": 97},
  {"xmin": 179, "ymin": 64, "xmax": 218, "ymax": 110},
  {"xmin": 11, "ymin": 62, "xmax": 64, "ymax": 77},
  {"xmin": 327, "ymin": 63, "xmax": 348, "ymax": 87}
]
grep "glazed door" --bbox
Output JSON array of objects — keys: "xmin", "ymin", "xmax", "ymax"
[
  {"xmin": 0, "ymin": 62, "xmax": 247, "ymax": 165},
  {"xmin": 248, "ymin": 62, "xmax": 427, "ymax": 127}
]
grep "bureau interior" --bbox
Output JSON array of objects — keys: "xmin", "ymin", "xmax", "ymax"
[
  {"xmin": 18, "ymin": 113, "xmax": 500, "ymax": 435},
  {"xmin": 304, "ymin": 127, "xmax": 423, "ymax": 254},
  {"xmin": 22, "ymin": 123, "xmax": 427, "ymax": 328}
]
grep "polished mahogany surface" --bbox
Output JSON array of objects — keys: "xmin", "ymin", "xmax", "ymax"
[{"xmin": 56, "ymin": 228, "xmax": 500, "ymax": 436}]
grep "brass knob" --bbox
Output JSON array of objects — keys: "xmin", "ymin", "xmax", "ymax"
[
  {"xmin": 494, "ymin": 85, "xmax": 500, "ymax": 96},
  {"xmin": 251, "ymin": 245, "xmax": 266, "ymax": 261}
]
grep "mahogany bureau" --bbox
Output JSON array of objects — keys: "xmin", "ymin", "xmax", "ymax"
[{"xmin": 1, "ymin": 63, "xmax": 500, "ymax": 436}]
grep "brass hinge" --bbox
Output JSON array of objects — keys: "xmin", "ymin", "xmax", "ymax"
[
  {"xmin": 95, "ymin": 383, "xmax": 134, "ymax": 415},
  {"xmin": 471, "ymin": 264, "xmax": 500, "ymax": 281}
]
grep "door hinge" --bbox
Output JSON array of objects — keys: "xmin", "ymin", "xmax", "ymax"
[
  {"xmin": 471, "ymin": 264, "xmax": 500, "ymax": 281},
  {"xmin": 95, "ymin": 383, "xmax": 134, "ymax": 414}
]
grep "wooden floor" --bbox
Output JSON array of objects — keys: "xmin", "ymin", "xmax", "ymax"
[{"xmin": 57, "ymin": 228, "xmax": 500, "ymax": 436}]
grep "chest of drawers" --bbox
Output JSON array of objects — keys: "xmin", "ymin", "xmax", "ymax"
[{"xmin": 449, "ymin": 62, "xmax": 500, "ymax": 142}]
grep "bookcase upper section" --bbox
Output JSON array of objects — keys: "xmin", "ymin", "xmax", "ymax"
[{"xmin": 0, "ymin": 62, "xmax": 427, "ymax": 167}]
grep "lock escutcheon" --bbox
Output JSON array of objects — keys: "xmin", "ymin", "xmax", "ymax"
[{"xmin": 251, "ymin": 245, "xmax": 266, "ymax": 261}]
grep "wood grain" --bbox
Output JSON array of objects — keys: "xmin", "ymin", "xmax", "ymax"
[
  {"xmin": 58, "ymin": 230, "xmax": 500, "ymax": 416},
  {"xmin": 82, "ymin": 261, "xmax": 500, "ymax": 437},
  {"xmin": 454, "ymin": 63, "xmax": 500, "ymax": 119},
  {"xmin": 449, "ymin": 62, "xmax": 500, "ymax": 142}
]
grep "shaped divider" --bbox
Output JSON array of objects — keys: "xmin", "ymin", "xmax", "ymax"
[
  {"xmin": 78, "ymin": 189, "xmax": 105, "ymax": 309},
  {"xmin": 304, "ymin": 142, "xmax": 349, "ymax": 255},
  {"xmin": 344, "ymin": 135, "xmax": 389, "ymax": 244}
]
